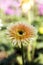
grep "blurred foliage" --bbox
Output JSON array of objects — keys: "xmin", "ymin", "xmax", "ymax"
[{"xmin": 0, "ymin": 0, "xmax": 43, "ymax": 65}]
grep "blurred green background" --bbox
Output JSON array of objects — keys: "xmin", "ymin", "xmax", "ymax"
[{"xmin": 0, "ymin": 0, "xmax": 43, "ymax": 65}]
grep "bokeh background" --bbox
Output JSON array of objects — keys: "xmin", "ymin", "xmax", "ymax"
[{"xmin": 0, "ymin": 0, "xmax": 43, "ymax": 65}]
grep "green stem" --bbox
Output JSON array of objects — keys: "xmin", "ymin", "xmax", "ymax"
[
  {"xmin": 32, "ymin": 46, "xmax": 35, "ymax": 60},
  {"xmin": 27, "ymin": 44, "xmax": 32, "ymax": 61},
  {"xmin": 32, "ymin": 42, "xmax": 36, "ymax": 60},
  {"xmin": 21, "ymin": 43, "xmax": 25, "ymax": 65}
]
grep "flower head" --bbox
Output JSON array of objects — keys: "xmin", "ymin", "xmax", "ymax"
[
  {"xmin": 5, "ymin": 7, "xmax": 21, "ymax": 16},
  {"xmin": 35, "ymin": 0, "xmax": 43, "ymax": 15},
  {"xmin": 0, "ymin": 0, "xmax": 12, "ymax": 11},
  {"xmin": 21, "ymin": 0, "xmax": 34, "ymax": 13},
  {"xmin": 38, "ymin": 4, "xmax": 43, "ymax": 15},
  {"xmin": 39, "ymin": 26, "xmax": 43, "ymax": 34},
  {"xmin": 0, "ymin": 0, "xmax": 21, "ymax": 16},
  {"xmin": 7, "ymin": 22, "xmax": 36, "ymax": 46}
]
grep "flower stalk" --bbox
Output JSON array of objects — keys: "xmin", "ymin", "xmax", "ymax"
[
  {"xmin": 28, "ymin": 44, "xmax": 32, "ymax": 61},
  {"xmin": 21, "ymin": 42, "xmax": 25, "ymax": 65}
]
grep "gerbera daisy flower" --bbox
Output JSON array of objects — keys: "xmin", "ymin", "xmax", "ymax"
[{"xmin": 7, "ymin": 22, "xmax": 36, "ymax": 47}]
